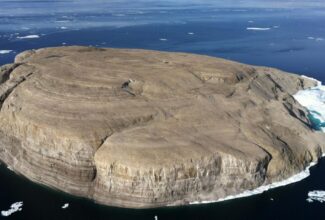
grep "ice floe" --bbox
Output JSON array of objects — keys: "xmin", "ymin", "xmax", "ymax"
[
  {"xmin": 307, "ymin": 36, "xmax": 324, "ymax": 42},
  {"xmin": 60, "ymin": 26, "xmax": 68, "ymax": 30},
  {"xmin": 246, "ymin": 27, "xmax": 271, "ymax": 31},
  {"xmin": 1, "ymin": 202, "xmax": 23, "ymax": 217},
  {"xmin": 55, "ymin": 20, "xmax": 70, "ymax": 23},
  {"xmin": 188, "ymin": 32, "xmax": 194, "ymax": 35},
  {"xmin": 0, "ymin": 50, "xmax": 12, "ymax": 54},
  {"xmin": 306, "ymin": 191, "xmax": 325, "ymax": 203},
  {"xmin": 16, "ymin": 35, "xmax": 40, "ymax": 39},
  {"xmin": 190, "ymin": 161, "xmax": 318, "ymax": 205},
  {"xmin": 159, "ymin": 38, "xmax": 167, "ymax": 41},
  {"xmin": 61, "ymin": 203, "xmax": 69, "ymax": 209}
]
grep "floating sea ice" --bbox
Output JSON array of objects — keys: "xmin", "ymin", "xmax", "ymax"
[
  {"xmin": 159, "ymin": 38, "xmax": 167, "ymax": 41},
  {"xmin": 61, "ymin": 203, "xmax": 69, "ymax": 209},
  {"xmin": 246, "ymin": 27, "xmax": 271, "ymax": 31},
  {"xmin": 306, "ymin": 191, "xmax": 325, "ymax": 203},
  {"xmin": 113, "ymin": 13, "xmax": 125, "ymax": 17},
  {"xmin": 0, "ymin": 50, "xmax": 12, "ymax": 54},
  {"xmin": 16, "ymin": 35, "xmax": 40, "ymax": 39},
  {"xmin": 55, "ymin": 20, "xmax": 70, "ymax": 23},
  {"xmin": 307, "ymin": 37, "xmax": 324, "ymax": 41},
  {"xmin": 1, "ymin": 201, "xmax": 23, "ymax": 217},
  {"xmin": 60, "ymin": 26, "xmax": 68, "ymax": 30},
  {"xmin": 188, "ymin": 32, "xmax": 194, "ymax": 35}
]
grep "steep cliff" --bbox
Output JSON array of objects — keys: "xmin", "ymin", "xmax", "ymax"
[{"xmin": 0, "ymin": 46, "xmax": 324, "ymax": 208}]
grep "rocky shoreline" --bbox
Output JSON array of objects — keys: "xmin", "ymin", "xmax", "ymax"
[{"xmin": 0, "ymin": 46, "xmax": 324, "ymax": 208}]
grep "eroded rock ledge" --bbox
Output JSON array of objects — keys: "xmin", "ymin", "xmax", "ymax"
[{"xmin": 0, "ymin": 46, "xmax": 324, "ymax": 208}]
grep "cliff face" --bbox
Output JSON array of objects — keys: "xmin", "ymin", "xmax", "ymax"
[{"xmin": 0, "ymin": 46, "xmax": 324, "ymax": 208}]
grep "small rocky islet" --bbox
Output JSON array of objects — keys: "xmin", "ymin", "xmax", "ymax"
[{"xmin": 0, "ymin": 46, "xmax": 324, "ymax": 208}]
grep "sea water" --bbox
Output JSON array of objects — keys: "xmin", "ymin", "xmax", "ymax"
[{"xmin": 1, "ymin": 1, "xmax": 325, "ymax": 219}]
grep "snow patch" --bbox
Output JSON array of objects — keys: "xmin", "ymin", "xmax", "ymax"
[{"xmin": 1, "ymin": 202, "xmax": 23, "ymax": 217}]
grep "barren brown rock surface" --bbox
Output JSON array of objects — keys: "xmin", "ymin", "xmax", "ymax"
[{"xmin": 0, "ymin": 46, "xmax": 324, "ymax": 208}]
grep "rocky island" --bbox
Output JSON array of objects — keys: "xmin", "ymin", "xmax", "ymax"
[{"xmin": 0, "ymin": 46, "xmax": 324, "ymax": 208}]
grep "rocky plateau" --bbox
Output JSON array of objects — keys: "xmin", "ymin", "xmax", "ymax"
[{"xmin": 0, "ymin": 46, "xmax": 324, "ymax": 208}]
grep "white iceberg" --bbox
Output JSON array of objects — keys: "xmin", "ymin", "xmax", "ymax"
[
  {"xmin": 1, "ymin": 202, "xmax": 23, "ymax": 217},
  {"xmin": 0, "ymin": 50, "xmax": 12, "ymax": 54},
  {"xmin": 17, "ymin": 35, "xmax": 40, "ymax": 39},
  {"xmin": 159, "ymin": 38, "xmax": 167, "ymax": 41},
  {"xmin": 61, "ymin": 203, "xmax": 69, "ymax": 209},
  {"xmin": 246, "ymin": 27, "xmax": 271, "ymax": 31},
  {"xmin": 306, "ymin": 191, "xmax": 325, "ymax": 203}
]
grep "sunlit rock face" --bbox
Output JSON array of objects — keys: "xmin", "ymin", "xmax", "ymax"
[{"xmin": 0, "ymin": 46, "xmax": 324, "ymax": 208}]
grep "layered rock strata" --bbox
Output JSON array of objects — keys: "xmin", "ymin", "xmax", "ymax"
[{"xmin": 0, "ymin": 46, "xmax": 324, "ymax": 208}]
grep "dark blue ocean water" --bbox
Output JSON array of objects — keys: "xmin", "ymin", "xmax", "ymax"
[{"xmin": 1, "ymin": 1, "xmax": 325, "ymax": 219}]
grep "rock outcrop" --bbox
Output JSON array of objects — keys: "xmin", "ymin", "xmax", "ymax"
[{"xmin": 0, "ymin": 46, "xmax": 324, "ymax": 208}]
